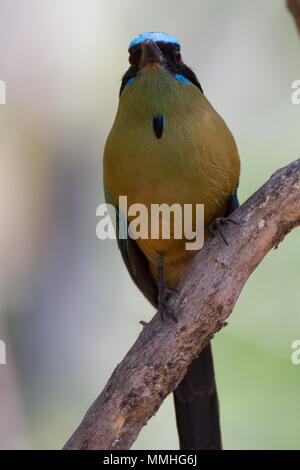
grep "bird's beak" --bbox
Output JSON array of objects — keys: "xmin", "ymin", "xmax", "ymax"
[{"xmin": 139, "ymin": 40, "xmax": 165, "ymax": 68}]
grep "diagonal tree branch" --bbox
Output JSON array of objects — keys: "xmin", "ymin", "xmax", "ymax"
[{"xmin": 64, "ymin": 158, "xmax": 300, "ymax": 450}]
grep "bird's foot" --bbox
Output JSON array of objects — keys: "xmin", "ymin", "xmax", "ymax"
[
  {"xmin": 157, "ymin": 259, "xmax": 178, "ymax": 323},
  {"xmin": 158, "ymin": 297, "xmax": 177, "ymax": 323},
  {"xmin": 209, "ymin": 217, "xmax": 239, "ymax": 246},
  {"xmin": 165, "ymin": 285, "xmax": 179, "ymax": 300}
]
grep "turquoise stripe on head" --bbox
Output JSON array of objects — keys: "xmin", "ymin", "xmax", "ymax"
[{"xmin": 129, "ymin": 32, "xmax": 180, "ymax": 49}]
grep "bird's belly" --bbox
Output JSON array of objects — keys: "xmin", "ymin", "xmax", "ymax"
[
  {"xmin": 122, "ymin": 176, "xmax": 228, "ymax": 287},
  {"xmin": 106, "ymin": 147, "xmax": 234, "ymax": 283},
  {"xmin": 104, "ymin": 87, "xmax": 240, "ymax": 286}
]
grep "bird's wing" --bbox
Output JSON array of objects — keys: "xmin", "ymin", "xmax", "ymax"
[
  {"xmin": 226, "ymin": 187, "xmax": 240, "ymax": 214},
  {"xmin": 104, "ymin": 181, "xmax": 158, "ymax": 308}
]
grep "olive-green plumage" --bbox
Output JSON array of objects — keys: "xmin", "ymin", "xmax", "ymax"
[
  {"xmin": 103, "ymin": 35, "xmax": 240, "ymax": 450},
  {"xmin": 104, "ymin": 64, "xmax": 240, "ymax": 286}
]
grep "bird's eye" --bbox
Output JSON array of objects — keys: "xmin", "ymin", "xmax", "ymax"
[{"xmin": 174, "ymin": 51, "xmax": 181, "ymax": 63}]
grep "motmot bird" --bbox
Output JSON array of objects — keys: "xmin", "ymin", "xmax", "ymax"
[{"xmin": 103, "ymin": 32, "xmax": 240, "ymax": 450}]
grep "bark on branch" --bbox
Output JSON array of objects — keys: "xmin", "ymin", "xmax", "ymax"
[{"xmin": 64, "ymin": 158, "xmax": 300, "ymax": 450}]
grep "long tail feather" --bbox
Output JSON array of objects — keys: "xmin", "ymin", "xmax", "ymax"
[{"xmin": 173, "ymin": 342, "xmax": 222, "ymax": 450}]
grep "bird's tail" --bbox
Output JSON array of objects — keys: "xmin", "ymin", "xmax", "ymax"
[{"xmin": 173, "ymin": 342, "xmax": 222, "ymax": 450}]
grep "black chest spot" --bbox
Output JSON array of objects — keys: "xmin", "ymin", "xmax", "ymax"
[{"xmin": 152, "ymin": 114, "xmax": 165, "ymax": 139}]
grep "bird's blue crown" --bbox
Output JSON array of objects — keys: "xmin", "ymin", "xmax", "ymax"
[{"xmin": 129, "ymin": 32, "xmax": 180, "ymax": 49}]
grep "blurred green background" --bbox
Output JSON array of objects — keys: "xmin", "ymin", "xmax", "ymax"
[{"xmin": 0, "ymin": 0, "xmax": 299, "ymax": 450}]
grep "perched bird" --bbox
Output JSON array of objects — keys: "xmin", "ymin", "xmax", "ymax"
[{"xmin": 103, "ymin": 32, "xmax": 240, "ymax": 450}]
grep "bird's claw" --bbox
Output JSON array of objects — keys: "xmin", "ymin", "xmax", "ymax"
[
  {"xmin": 209, "ymin": 217, "xmax": 239, "ymax": 246},
  {"xmin": 158, "ymin": 298, "xmax": 177, "ymax": 323},
  {"xmin": 157, "ymin": 261, "xmax": 178, "ymax": 323},
  {"xmin": 165, "ymin": 286, "xmax": 179, "ymax": 299}
]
